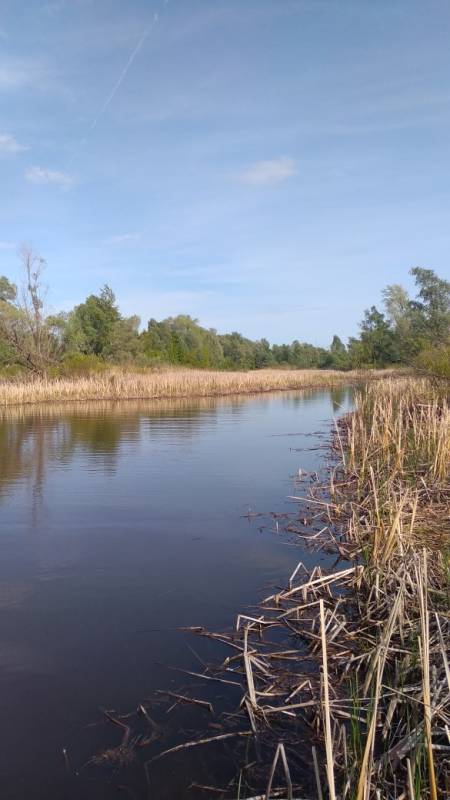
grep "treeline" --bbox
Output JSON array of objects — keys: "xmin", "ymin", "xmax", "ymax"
[{"xmin": 0, "ymin": 248, "xmax": 448, "ymax": 376}]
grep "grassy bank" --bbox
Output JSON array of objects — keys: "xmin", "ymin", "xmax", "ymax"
[
  {"xmin": 0, "ymin": 366, "xmax": 396, "ymax": 407},
  {"xmin": 155, "ymin": 376, "xmax": 449, "ymax": 798}
]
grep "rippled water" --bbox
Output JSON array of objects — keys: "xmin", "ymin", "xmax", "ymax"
[{"xmin": 0, "ymin": 387, "xmax": 353, "ymax": 799}]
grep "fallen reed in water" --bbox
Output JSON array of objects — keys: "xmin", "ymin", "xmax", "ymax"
[{"xmin": 0, "ymin": 367, "xmax": 397, "ymax": 407}]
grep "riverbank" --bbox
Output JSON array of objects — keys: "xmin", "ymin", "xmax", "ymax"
[
  {"xmin": 156, "ymin": 375, "xmax": 449, "ymax": 798},
  {"xmin": 306, "ymin": 376, "xmax": 450, "ymax": 798},
  {"xmin": 0, "ymin": 366, "xmax": 400, "ymax": 407}
]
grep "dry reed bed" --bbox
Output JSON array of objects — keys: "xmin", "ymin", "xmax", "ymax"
[
  {"xmin": 0, "ymin": 367, "xmax": 395, "ymax": 407},
  {"xmin": 149, "ymin": 377, "xmax": 449, "ymax": 799}
]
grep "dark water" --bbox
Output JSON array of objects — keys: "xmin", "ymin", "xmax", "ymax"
[{"xmin": 0, "ymin": 387, "xmax": 353, "ymax": 799}]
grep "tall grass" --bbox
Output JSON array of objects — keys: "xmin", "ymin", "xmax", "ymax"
[
  {"xmin": 0, "ymin": 367, "xmax": 396, "ymax": 407},
  {"xmin": 343, "ymin": 378, "xmax": 449, "ymax": 560},
  {"xmin": 324, "ymin": 377, "xmax": 450, "ymax": 797}
]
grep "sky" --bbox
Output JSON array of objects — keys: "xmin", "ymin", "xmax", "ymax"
[{"xmin": 1, "ymin": 0, "xmax": 450, "ymax": 346}]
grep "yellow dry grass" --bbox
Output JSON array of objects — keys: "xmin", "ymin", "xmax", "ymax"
[{"xmin": 0, "ymin": 367, "xmax": 395, "ymax": 407}]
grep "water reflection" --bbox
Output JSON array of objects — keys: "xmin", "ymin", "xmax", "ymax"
[{"xmin": 0, "ymin": 389, "xmax": 353, "ymax": 503}]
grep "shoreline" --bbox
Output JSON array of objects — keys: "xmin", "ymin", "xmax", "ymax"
[
  {"xmin": 145, "ymin": 375, "xmax": 449, "ymax": 798},
  {"xmin": 0, "ymin": 366, "xmax": 403, "ymax": 408}
]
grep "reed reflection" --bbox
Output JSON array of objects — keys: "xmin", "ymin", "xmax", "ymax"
[{"xmin": 0, "ymin": 389, "xmax": 355, "ymax": 507}]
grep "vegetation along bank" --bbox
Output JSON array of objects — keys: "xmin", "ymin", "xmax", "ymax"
[
  {"xmin": 0, "ymin": 367, "xmax": 399, "ymax": 407},
  {"xmin": 147, "ymin": 376, "xmax": 449, "ymax": 798},
  {"xmin": 0, "ymin": 248, "xmax": 449, "ymax": 381}
]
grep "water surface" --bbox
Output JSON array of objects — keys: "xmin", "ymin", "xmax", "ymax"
[{"xmin": 0, "ymin": 387, "xmax": 353, "ymax": 799}]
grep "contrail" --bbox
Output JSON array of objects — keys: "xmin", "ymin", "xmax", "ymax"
[
  {"xmin": 90, "ymin": 19, "xmax": 154, "ymax": 131},
  {"xmin": 67, "ymin": 10, "xmax": 161, "ymax": 167}
]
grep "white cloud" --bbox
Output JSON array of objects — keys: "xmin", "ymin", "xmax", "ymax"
[
  {"xmin": 25, "ymin": 166, "xmax": 74, "ymax": 188},
  {"xmin": 104, "ymin": 233, "xmax": 140, "ymax": 245},
  {"xmin": 0, "ymin": 133, "xmax": 27, "ymax": 155},
  {"xmin": 0, "ymin": 66, "xmax": 27, "ymax": 90},
  {"xmin": 0, "ymin": 241, "xmax": 15, "ymax": 251},
  {"xmin": 238, "ymin": 157, "xmax": 297, "ymax": 186},
  {"xmin": 0, "ymin": 57, "xmax": 55, "ymax": 93},
  {"xmin": 0, "ymin": 62, "xmax": 38, "ymax": 91}
]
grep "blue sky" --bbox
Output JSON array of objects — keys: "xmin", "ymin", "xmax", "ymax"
[{"xmin": 1, "ymin": 0, "xmax": 450, "ymax": 345}]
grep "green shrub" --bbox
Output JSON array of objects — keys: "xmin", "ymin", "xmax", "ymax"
[
  {"xmin": 414, "ymin": 345, "xmax": 450, "ymax": 379},
  {"xmin": 0, "ymin": 364, "xmax": 28, "ymax": 380},
  {"xmin": 57, "ymin": 353, "xmax": 109, "ymax": 377}
]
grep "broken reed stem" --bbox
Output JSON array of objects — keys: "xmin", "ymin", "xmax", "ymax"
[
  {"xmin": 418, "ymin": 551, "xmax": 438, "ymax": 800},
  {"xmin": 147, "ymin": 730, "xmax": 253, "ymax": 764},
  {"xmin": 312, "ymin": 746, "xmax": 323, "ymax": 800},
  {"xmin": 244, "ymin": 625, "xmax": 258, "ymax": 709},
  {"xmin": 320, "ymin": 599, "xmax": 336, "ymax": 800},
  {"xmin": 265, "ymin": 742, "xmax": 293, "ymax": 800}
]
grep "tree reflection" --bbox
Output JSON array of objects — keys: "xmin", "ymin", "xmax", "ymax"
[
  {"xmin": 0, "ymin": 389, "xmax": 351, "ymax": 520},
  {"xmin": 0, "ymin": 398, "xmax": 234, "ymax": 506}
]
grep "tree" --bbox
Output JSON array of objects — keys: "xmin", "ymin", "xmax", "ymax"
[
  {"xmin": 104, "ymin": 314, "xmax": 142, "ymax": 362},
  {"xmin": 0, "ymin": 246, "xmax": 61, "ymax": 374},
  {"xmin": 347, "ymin": 336, "xmax": 367, "ymax": 368},
  {"xmin": 220, "ymin": 331, "xmax": 255, "ymax": 369},
  {"xmin": 142, "ymin": 315, "xmax": 224, "ymax": 367},
  {"xmin": 409, "ymin": 267, "xmax": 450, "ymax": 345},
  {"xmin": 0, "ymin": 276, "xmax": 16, "ymax": 303},
  {"xmin": 50, "ymin": 310, "xmax": 89, "ymax": 356},
  {"xmin": 327, "ymin": 335, "xmax": 350, "ymax": 369},
  {"xmin": 253, "ymin": 338, "xmax": 273, "ymax": 368},
  {"xmin": 381, "ymin": 284, "xmax": 418, "ymax": 360},
  {"xmin": 358, "ymin": 306, "xmax": 398, "ymax": 366},
  {"xmin": 382, "ymin": 284, "xmax": 410, "ymax": 326},
  {"xmin": 70, "ymin": 285, "xmax": 121, "ymax": 356}
]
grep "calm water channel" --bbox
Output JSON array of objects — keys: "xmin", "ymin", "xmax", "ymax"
[{"xmin": 0, "ymin": 387, "xmax": 353, "ymax": 799}]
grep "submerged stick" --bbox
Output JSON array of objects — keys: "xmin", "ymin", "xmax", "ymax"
[
  {"xmin": 154, "ymin": 689, "xmax": 213, "ymax": 714},
  {"xmin": 146, "ymin": 730, "xmax": 253, "ymax": 764}
]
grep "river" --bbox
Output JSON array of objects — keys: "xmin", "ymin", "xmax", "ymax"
[{"xmin": 0, "ymin": 387, "xmax": 353, "ymax": 799}]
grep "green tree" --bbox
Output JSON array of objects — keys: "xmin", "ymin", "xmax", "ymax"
[
  {"xmin": 142, "ymin": 315, "xmax": 224, "ymax": 367},
  {"xmin": 253, "ymin": 338, "xmax": 273, "ymax": 368},
  {"xmin": 70, "ymin": 285, "xmax": 121, "ymax": 356},
  {"xmin": 382, "ymin": 284, "xmax": 410, "ymax": 327},
  {"xmin": 381, "ymin": 284, "xmax": 417, "ymax": 360},
  {"xmin": 358, "ymin": 306, "xmax": 398, "ymax": 366},
  {"xmin": 219, "ymin": 331, "xmax": 255, "ymax": 369},
  {"xmin": 0, "ymin": 276, "xmax": 17, "ymax": 303},
  {"xmin": 104, "ymin": 315, "xmax": 142, "ymax": 362},
  {"xmin": 409, "ymin": 267, "xmax": 450, "ymax": 345},
  {"xmin": 327, "ymin": 335, "xmax": 349, "ymax": 369},
  {"xmin": 347, "ymin": 336, "xmax": 368, "ymax": 368}
]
